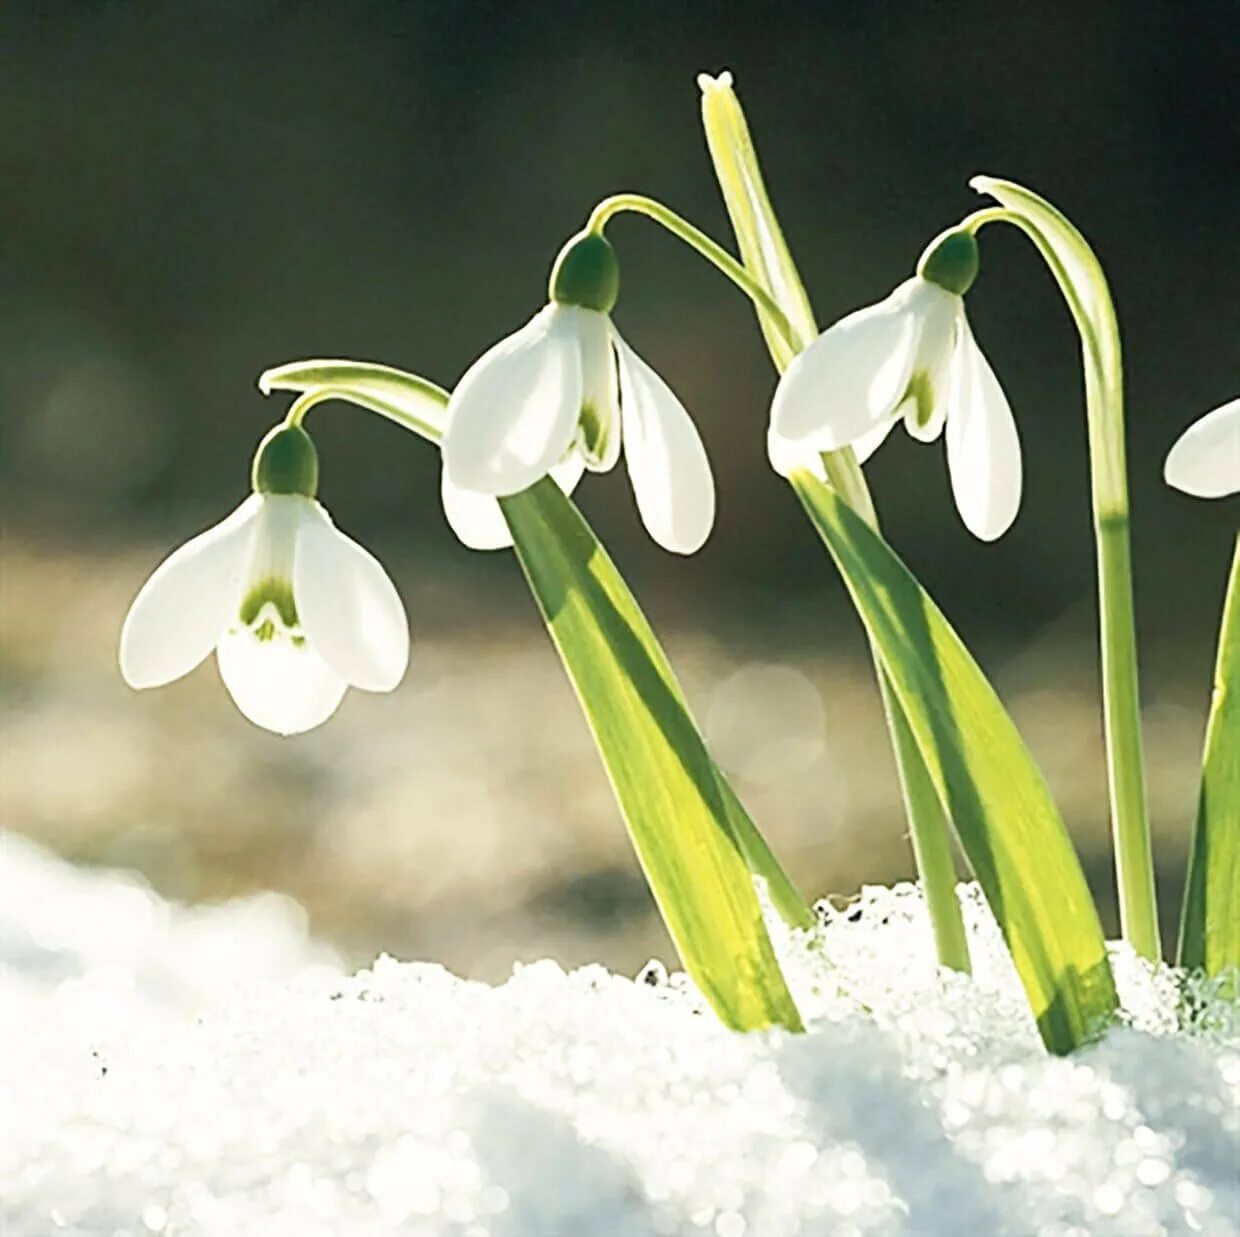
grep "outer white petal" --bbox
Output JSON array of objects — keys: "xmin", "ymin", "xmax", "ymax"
[
  {"xmin": 440, "ymin": 472, "xmax": 513, "ymax": 551},
  {"xmin": 294, "ymin": 504, "xmax": 409, "ymax": 692},
  {"xmin": 615, "ymin": 333, "xmax": 715, "ymax": 554},
  {"xmin": 770, "ymin": 282, "xmax": 920, "ymax": 449},
  {"xmin": 945, "ymin": 317, "xmax": 1022, "ymax": 541},
  {"xmin": 440, "ymin": 452, "xmax": 587, "ymax": 551},
  {"xmin": 853, "ymin": 408, "xmax": 902, "ymax": 465},
  {"xmin": 119, "ymin": 496, "xmax": 260, "ymax": 689},
  {"xmin": 1164, "ymin": 398, "xmax": 1240, "ymax": 499},
  {"xmin": 767, "ymin": 427, "xmax": 826, "ymax": 480},
  {"xmin": 216, "ymin": 629, "xmax": 348, "ymax": 736},
  {"xmin": 442, "ymin": 304, "xmax": 583, "ymax": 497}
]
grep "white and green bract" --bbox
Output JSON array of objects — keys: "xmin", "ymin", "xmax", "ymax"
[
  {"xmin": 119, "ymin": 493, "xmax": 409, "ymax": 735},
  {"xmin": 442, "ymin": 302, "xmax": 715, "ymax": 555},
  {"xmin": 1165, "ymin": 397, "xmax": 1240, "ymax": 499},
  {"xmin": 769, "ymin": 276, "xmax": 1022, "ymax": 542}
]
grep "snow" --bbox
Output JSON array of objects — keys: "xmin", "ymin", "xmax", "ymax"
[{"xmin": 2, "ymin": 831, "xmax": 1237, "ymax": 1236}]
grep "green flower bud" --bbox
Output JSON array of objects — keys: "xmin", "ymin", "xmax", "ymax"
[
  {"xmin": 549, "ymin": 230, "xmax": 620, "ymax": 313},
  {"xmin": 252, "ymin": 424, "xmax": 319, "ymax": 497},
  {"xmin": 917, "ymin": 228, "xmax": 980, "ymax": 296}
]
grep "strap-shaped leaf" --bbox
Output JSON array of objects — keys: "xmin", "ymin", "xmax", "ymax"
[
  {"xmin": 259, "ymin": 361, "xmax": 810, "ymax": 1025},
  {"xmin": 791, "ymin": 471, "xmax": 1117, "ymax": 1053},
  {"xmin": 1178, "ymin": 536, "xmax": 1240, "ymax": 986},
  {"xmin": 503, "ymin": 479, "xmax": 805, "ymax": 1030}
]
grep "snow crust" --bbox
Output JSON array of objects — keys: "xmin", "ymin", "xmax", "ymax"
[{"xmin": 2, "ymin": 831, "xmax": 1237, "ymax": 1236}]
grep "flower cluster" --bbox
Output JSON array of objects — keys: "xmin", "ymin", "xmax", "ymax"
[{"xmin": 120, "ymin": 206, "xmax": 1234, "ymax": 735}]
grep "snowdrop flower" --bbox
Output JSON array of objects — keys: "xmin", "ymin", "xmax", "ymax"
[
  {"xmin": 120, "ymin": 424, "xmax": 409, "ymax": 735},
  {"xmin": 1164, "ymin": 397, "xmax": 1240, "ymax": 499},
  {"xmin": 441, "ymin": 230, "xmax": 715, "ymax": 554},
  {"xmin": 770, "ymin": 230, "xmax": 1021, "ymax": 541}
]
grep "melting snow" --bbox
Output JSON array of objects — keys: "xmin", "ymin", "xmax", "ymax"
[{"xmin": 1, "ymin": 831, "xmax": 1237, "ymax": 1236}]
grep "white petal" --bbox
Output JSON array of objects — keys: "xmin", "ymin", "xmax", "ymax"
[
  {"xmin": 216, "ymin": 628, "xmax": 348, "ymax": 736},
  {"xmin": 442, "ymin": 305, "xmax": 583, "ymax": 497},
  {"xmin": 1164, "ymin": 398, "xmax": 1240, "ymax": 499},
  {"xmin": 576, "ymin": 310, "xmax": 621, "ymax": 472},
  {"xmin": 770, "ymin": 283, "xmax": 920, "ymax": 449},
  {"xmin": 294, "ymin": 504, "xmax": 409, "ymax": 692},
  {"xmin": 440, "ymin": 453, "xmax": 587, "ymax": 551},
  {"xmin": 767, "ymin": 427, "xmax": 826, "ymax": 480},
  {"xmin": 440, "ymin": 472, "xmax": 513, "ymax": 551},
  {"xmin": 119, "ymin": 496, "xmax": 260, "ymax": 689},
  {"xmin": 853, "ymin": 410, "xmax": 901, "ymax": 465},
  {"xmin": 615, "ymin": 333, "xmax": 715, "ymax": 554},
  {"xmin": 945, "ymin": 317, "xmax": 1022, "ymax": 541}
]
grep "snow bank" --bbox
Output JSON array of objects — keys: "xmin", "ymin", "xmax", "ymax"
[{"xmin": 2, "ymin": 832, "xmax": 1237, "ymax": 1236}]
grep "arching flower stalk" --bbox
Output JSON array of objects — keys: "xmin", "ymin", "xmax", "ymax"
[
  {"xmin": 770, "ymin": 229, "xmax": 1022, "ymax": 542},
  {"xmin": 120, "ymin": 424, "xmax": 409, "ymax": 735},
  {"xmin": 442, "ymin": 230, "xmax": 715, "ymax": 555}
]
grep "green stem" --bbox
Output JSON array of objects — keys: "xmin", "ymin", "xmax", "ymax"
[
  {"xmin": 1097, "ymin": 516, "xmax": 1159, "ymax": 957},
  {"xmin": 275, "ymin": 364, "xmax": 449, "ymax": 441},
  {"xmin": 586, "ymin": 193, "xmax": 802, "ymax": 356},
  {"xmin": 966, "ymin": 187, "xmax": 1159, "ymax": 959}
]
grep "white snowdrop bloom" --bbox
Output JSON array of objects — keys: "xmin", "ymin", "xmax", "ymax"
[
  {"xmin": 1164, "ymin": 397, "xmax": 1240, "ymax": 499},
  {"xmin": 442, "ymin": 231, "xmax": 715, "ymax": 555},
  {"xmin": 770, "ymin": 230, "xmax": 1022, "ymax": 541},
  {"xmin": 120, "ymin": 425, "xmax": 409, "ymax": 735}
]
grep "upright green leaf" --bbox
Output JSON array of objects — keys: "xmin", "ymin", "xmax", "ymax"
[
  {"xmin": 792, "ymin": 471, "xmax": 1117, "ymax": 1053},
  {"xmin": 1178, "ymin": 536, "xmax": 1240, "ymax": 986},
  {"xmin": 503, "ymin": 480, "xmax": 804, "ymax": 1031},
  {"xmin": 258, "ymin": 362, "xmax": 810, "ymax": 1026}
]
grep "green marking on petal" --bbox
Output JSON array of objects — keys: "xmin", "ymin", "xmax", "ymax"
[
  {"xmin": 239, "ymin": 578, "xmax": 299, "ymax": 629},
  {"xmin": 576, "ymin": 401, "xmax": 608, "ymax": 465},
  {"xmin": 907, "ymin": 370, "xmax": 937, "ymax": 430}
]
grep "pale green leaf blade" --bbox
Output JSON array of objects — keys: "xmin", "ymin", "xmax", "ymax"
[
  {"xmin": 258, "ymin": 364, "xmax": 814, "ymax": 943},
  {"xmin": 502, "ymin": 479, "xmax": 805, "ymax": 1031},
  {"xmin": 1178, "ymin": 536, "xmax": 1240, "ymax": 984},
  {"xmin": 791, "ymin": 471, "xmax": 1117, "ymax": 1053},
  {"xmin": 699, "ymin": 73, "xmax": 818, "ymax": 364}
]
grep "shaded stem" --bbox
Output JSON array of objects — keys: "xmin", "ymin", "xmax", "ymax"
[
  {"xmin": 879, "ymin": 674, "xmax": 973, "ymax": 970},
  {"xmin": 1177, "ymin": 533, "xmax": 1240, "ymax": 976}
]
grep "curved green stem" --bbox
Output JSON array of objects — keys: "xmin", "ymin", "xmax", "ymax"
[
  {"xmin": 968, "ymin": 178, "xmax": 1158, "ymax": 960},
  {"xmin": 586, "ymin": 193, "xmax": 802, "ymax": 356},
  {"xmin": 263, "ymin": 360, "xmax": 449, "ymax": 443}
]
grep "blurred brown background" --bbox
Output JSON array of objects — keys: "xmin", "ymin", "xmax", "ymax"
[{"xmin": 2, "ymin": 0, "xmax": 1237, "ymax": 977}]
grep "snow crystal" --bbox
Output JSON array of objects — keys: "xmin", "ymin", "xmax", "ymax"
[{"xmin": 2, "ymin": 832, "xmax": 1237, "ymax": 1236}]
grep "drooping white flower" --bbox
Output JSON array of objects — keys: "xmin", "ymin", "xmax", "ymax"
[
  {"xmin": 119, "ymin": 425, "xmax": 408, "ymax": 735},
  {"xmin": 441, "ymin": 231, "xmax": 715, "ymax": 555},
  {"xmin": 769, "ymin": 230, "xmax": 1021, "ymax": 542},
  {"xmin": 1164, "ymin": 397, "xmax": 1240, "ymax": 499}
]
